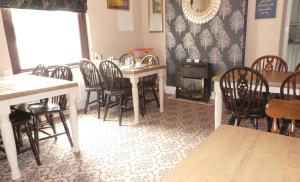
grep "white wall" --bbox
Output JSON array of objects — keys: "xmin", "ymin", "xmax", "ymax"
[
  {"xmin": 87, "ymin": 0, "xmax": 144, "ymax": 59},
  {"xmin": 0, "ymin": 14, "xmax": 13, "ymax": 75},
  {"xmin": 244, "ymin": 0, "xmax": 287, "ymax": 66}
]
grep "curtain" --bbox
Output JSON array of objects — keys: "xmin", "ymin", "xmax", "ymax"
[
  {"xmin": 0, "ymin": 0, "xmax": 87, "ymax": 13},
  {"xmin": 287, "ymin": 44, "xmax": 300, "ymax": 71}
]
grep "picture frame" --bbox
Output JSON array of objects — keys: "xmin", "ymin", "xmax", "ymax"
[
  {"xmin": 149, "ymin": 0, "xmax": 163, "ymax": 32},
  {"xmin": 107, "ymin": 0, "xmax": 129, "ymax": 10}
]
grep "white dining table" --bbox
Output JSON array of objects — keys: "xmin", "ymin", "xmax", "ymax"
[
  {"xmin": 121, "ymin": 64, "xmax": 166, "ymax": 123},
  {"xmin": 0, "ymin": 75, "xmax": 79, "ymax": 180}
]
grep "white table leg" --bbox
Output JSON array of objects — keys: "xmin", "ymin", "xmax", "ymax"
[
  {"xmin": 0, "ymin": 105, "xmax": 21, "ymax": 180},
  {"xmin": 158, "ymin": 69, "xmax": 164, "ymax": 112},
  {"xmin": 214, "ymin": 83, "xmax": 223, "ymax": 129},
  {"xmin": 67, "ymin": 88, "xmax": 80, "ymax": 152},
  {"xmin": 130, "ymin": 76, "xmax": 139, "ymax": 123}
]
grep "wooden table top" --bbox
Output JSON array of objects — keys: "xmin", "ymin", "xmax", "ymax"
[
  {"xmin": 0, "ymin": 75, "xmax": 78, "ymax": 101},
  {"xmin": 163, "ymin": 125, "xmax": 300, "ymax": 182},
  {"xmin": 120, "ymin": 64, "xmax": 166, "ymax": 75},
  {"xmin": 213, "ymin": 71, "xmax": 294, "ymax": 87}
]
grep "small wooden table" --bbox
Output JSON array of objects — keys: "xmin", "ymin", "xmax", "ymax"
[
  {"xmin": 213, "ymin": 71, "xmax": 294, "ymax": 129},
  {"xmin": 163, "ymin": 125, "xmax": 300, "ymax": 182},
  {"xmin": 121, "ymin": 65, "xmax": 166, "ymax": 123},
  {"xmin": 0, "ymin": 75, "xmax": 79, "ymax": 180}
]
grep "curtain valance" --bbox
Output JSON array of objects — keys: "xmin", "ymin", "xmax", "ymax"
[{"xmin": 0, "ymin": 0, "xmax": 87, "ymax": 13}]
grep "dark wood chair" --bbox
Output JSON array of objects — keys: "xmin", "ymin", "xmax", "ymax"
[
  {"xmin": 0, "ymin": 106, "xmax": 41, "ymax": 165},
  {"xmin": 251, "ymin": 55, "xmax": 288, "ymax": 72},
  {"xmin": 295, "ymin": 63, "xmax": 300, "ymax": 71},
  {"xmin": 99, "ymin": 61, "xmax": 130, "ymax": 126},
  {"xmin": 139, "ymin": 55, "xmax": 160, "ymax": 116},
  {"xmin": 32, "ymin": 64, "xmax": 49, "ymax": 77},
  {"xmin": 28, "ymin": 65, "xmax": 73, "ymax": 151},
  {"xmin": 220, "ymin": 67, "xmax": 269, "ymax": 129},
  {"xmin": 276, "ymin": 71, "xmax": 300, "ymax": 135},
  {"xmin": 119, "ymin": 53, "xmax": 134, "ymax": 65},
  {"xmin": 79, "ymin": 60, "xmax": 105, "ymax": 119},
  {"xmin": 251, "ymin": 55, "xmax": 288, "ymax": 131}
]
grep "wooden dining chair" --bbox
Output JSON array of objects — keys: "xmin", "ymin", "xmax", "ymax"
[
  {"xmin": 0, "ymin": 106, "xmax": 41, "ymax": 165},
  {"xmin": 139, "ymin": 55, "xmax": 160, "ymax": 116},
  {"xmin": 79, "ymin": 60, "xmax": 105, "ymax": 118},
  {"xmin": 220, "ymin": 67, "xmax": 269, "ymax": 129},
  {"xmin": 276, "ymin": 71, "xmax": 300, "ymax": 136},
  {"xmin": 32, "ymin": 64, "xmax": 49, "ymax": 77},
  {"xmin": 28, "ymin": 65, "xmax": 74, "ymax": 151},
  {"xmin": 295, "ymin": 63, "xmax": 300, "ymax": 71},
  {"xmin": 251, "ymin": 55, "xmax": 288, "ymax": 72},
  {"xmin": 119, "ymin": 53, "xmax": 134, "ymax": 65},
  {"xmin": 99, "ymin": 61, "xmax": 130, "ymax": 126}
]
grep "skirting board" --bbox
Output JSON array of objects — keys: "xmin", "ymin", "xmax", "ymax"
[{"xmin": 164, "ymin": 85, "xmax": 215, "ymax": 100}]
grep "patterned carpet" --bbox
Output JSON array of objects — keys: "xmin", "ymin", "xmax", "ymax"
[{"xmin": 0, "ymin": 97, "xmax": 292, "ymax": 181}]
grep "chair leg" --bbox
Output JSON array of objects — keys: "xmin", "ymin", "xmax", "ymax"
[
  {"xmin": 152, "ymin": 87, "xmax": 160, "ymax": 108},
  {"xmin": 32, "ymin": 115, "xmax": 40, "ymax": 153},
  {"xmin": 267, "ymin": 116, "xmax": 272, "ymax": 132},
  {"xmin": 119, "ymin": 96, "xmax": 124, "ymax": 126},
  {"xmin": 289, "ymin": 120, "xmax": 296, "ymax": 137},
  {"xmin": 97, "ymin": 91, "xmax": 101, "ymax": 119},
  {"xmin": 58, "ymin": 111, "xmax": 73, "ymax": 147},
  {"xmin": 139, "ymin": 93, "xmax": 144, "ymax": 117},
  {"xmin": 228, "ymin": 115, "xmax": 235, "ymax": 125},
  {"xmin": 12, "ymin": 126, "xmax": 20, "ymax": 152},
  {"xmin": 253, "ymin": 118, "xmax": 259, "ymax": 130},
  {"xmin": 103, "ymin": 95, "xmax": 111, "ymax": 121},
  {"xmin": 24, "ymin": 123, "xmax": 41, "ymax": 166},
  {"xmin": 47, "ymin": 113, "xmax": 57, "ymax": 140},
  {"xmin": 84, "ymin": 91, "xmax": 90, "ymax": 114}
]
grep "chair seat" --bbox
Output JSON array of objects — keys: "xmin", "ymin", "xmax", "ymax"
[
  {"xmin": 28, "ymin": 103, "xmax": 64, "ymax": 114},
  {"xmin": 85, "ymin": 87, "xmax": 104, "ymax": 92}
]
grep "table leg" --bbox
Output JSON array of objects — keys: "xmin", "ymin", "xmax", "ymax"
[
  {"xmin": 0, "ymin": 106, "xmax": 21, "ymax": 180},
  {"xmin": 130, "ymin": 76, "xmax": 139, "ymax": 123},
  {"xmin": 67, "ymin": 88, "xmax": 80, "ymax": 152},
  {"xmin": 158, "ymin": 69, "xmax": 164, "ymax": 112},
  {"xmin": 214, "ymin": 84, "xmax": 223, "ymax": 129}
]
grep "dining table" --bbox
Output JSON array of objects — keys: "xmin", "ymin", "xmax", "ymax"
[
  {"xmin": 93, "ymin": 60, "xmax": 166, "ymax": 123},
  {"xmin": 0, "ymin": 75, "xmax": 79, "ymax": 180},
  {"xmin": 163, "ymin": 125, "xmax": 300, "ymax": 182},
  {"xmin": 213, "ymin": 71, "xmax": 294, "ymax": 129}
]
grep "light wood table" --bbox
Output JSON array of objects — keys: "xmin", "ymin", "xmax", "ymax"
[
  {"xmin": 213, "ymin": 71, "xmax": 294, "ymax": 129},
  {"xmin": 163, "ymin": 125, "xmax": 300, "ymax": 182},
  {"xmin": 0, "ymin": 75, "xmax": 79, "ymax": 180},
  {"xmin": 121, "ymin": 65, "xmax": 166, "ymax": 123}
]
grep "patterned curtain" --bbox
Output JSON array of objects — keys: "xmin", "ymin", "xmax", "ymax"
[{"xmin": 0, "ymin": 0, "xmax": 87, "ymax": 13}]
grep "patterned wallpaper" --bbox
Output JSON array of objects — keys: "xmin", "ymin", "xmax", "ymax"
[{"xmin": 166, "ymin": 0, "xmax": 247, "ymax": 86}]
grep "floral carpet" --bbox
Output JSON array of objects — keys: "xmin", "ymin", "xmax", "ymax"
[{"xmin": 0, "ymin": 97, "xmax": 293, "ymax": 182}]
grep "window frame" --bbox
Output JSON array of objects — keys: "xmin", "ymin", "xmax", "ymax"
[{"xmin": 1, "ymin": 8, "xmax": 90, "ymax": 74}]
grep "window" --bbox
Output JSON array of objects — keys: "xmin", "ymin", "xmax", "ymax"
[{"xmin": 1, "ymin": 8, "xmax": 89, "ymax": 73}]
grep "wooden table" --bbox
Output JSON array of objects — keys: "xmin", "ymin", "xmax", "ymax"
[
  {"xmin": 213, "ymin": 71, "xmax": 294, "ymax": 129},
  {"xmin": 163, "ymin": 125, "xmax": 300, "ymax": 182},
  {"xmin": 0, "ymin": 75, "xmax": 79, "ymax": 180},
  {"xmin": 121, "ymin": 65, "xmax": 166, "ymax": 123}
]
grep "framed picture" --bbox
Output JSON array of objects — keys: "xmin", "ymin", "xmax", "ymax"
[
  {"xmin": 149, "ymin": 0, "xmax": 163, "ymax": 32},
  {"xmin": 152, "ymin": 0, "xmax": 162, "ymax": 13},
  {"xmin": 107, "ymin": 0, "xmax": 129, "ymax": 10}
]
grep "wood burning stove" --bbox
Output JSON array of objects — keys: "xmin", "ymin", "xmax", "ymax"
[{"xmin": 176, "ymin": 62, "xmax": 212, "ymax": 102}]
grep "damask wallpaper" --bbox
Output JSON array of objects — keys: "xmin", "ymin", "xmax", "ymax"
[{"xmin": 166, "ymin": 0, "xmax": 247, "ymax": 86}]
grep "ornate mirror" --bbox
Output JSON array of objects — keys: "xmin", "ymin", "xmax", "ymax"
[{"xmin": 182, "ymin": 0, "xmax": 221, "ymax": 24}]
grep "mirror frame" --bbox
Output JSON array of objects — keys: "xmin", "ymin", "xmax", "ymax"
[
  {"xmin": 149, "ymin": 0, "xmax": 163, "ymax": 33},
  {"xmin": 182, "ymin": 0, "xmax": 221, "ymax": 24}
]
